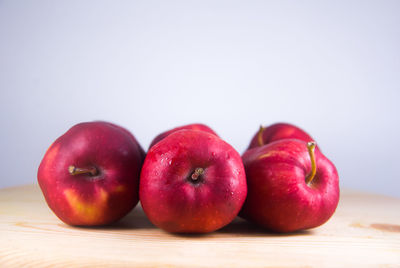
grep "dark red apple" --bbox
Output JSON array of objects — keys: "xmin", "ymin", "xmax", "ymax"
[
  {"xmin": 247, "ymin": 123, "xmax": 318, "ymax": 151},
  {"xmin": 140, "ymin": 130, "xmax": 247, "ymax": 233},
  {"xmin": 149, "ymin": 123, "xmax": 218, "ymax": 149},
  {"xmin": 240, "ymin": 139, "xmax": 339, "ymax": 232},
  {"xmin": 37, "ymin": 121, "xmax": 144, "ymax": 226}
]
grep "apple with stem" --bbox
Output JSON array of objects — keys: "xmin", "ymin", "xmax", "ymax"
[
  {"xmin": 149, "ymin": 123, "xmax": 218, "ymax": 149},
  {"xmin": 140, "ymin": 129, "xmax": 247, "ymax": 233},
  {"xmin": 247, "ymin": 123, "xmax": 319, "ymax": 151},
  {"xmin": 37, "ymin": 121, "xmax": 144, "ymax": 226},
  {"xmin": 240, "ymin": 139, "xmax": 339, "ymax": 232}
]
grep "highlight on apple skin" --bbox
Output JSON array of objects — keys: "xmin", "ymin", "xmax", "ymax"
[
  {"xmin": 247, "ymin": 122, "xmax": 319, "ymax": 151},
  {"xmin": 240, "ymin": 139, "xmax": 339, "ymax": 233},
  {"xmin": 140, "ymin": 129, "xmax": 247, "ymax": 233},
  {"xmin": 148, "ymin": 123, "xmax": 218, "ymax": 149},
  {"xmin": 37, "ymin": 121, "xmax": 144, "ymax": 226}
]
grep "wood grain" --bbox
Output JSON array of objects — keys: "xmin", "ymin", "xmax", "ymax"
[{"xmin": 0, "ymin": 185, "xmax": 399, "ymax": 267}]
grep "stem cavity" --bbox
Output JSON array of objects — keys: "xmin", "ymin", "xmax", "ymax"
[
  {"xmin": 305, "ymin": 141, "xmax": 317, "ymax": 185},
  {"xmin": 68, "ymin": 165, "xmax": 98, "ymax": 176}
]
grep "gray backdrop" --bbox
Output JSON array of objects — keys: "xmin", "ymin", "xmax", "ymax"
[{"xmin": 1, "ymin": 1, "xmax": 399, "ymax": 197}]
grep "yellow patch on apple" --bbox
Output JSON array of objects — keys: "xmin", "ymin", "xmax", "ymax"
[{"xmin": 64, "ymin": 188, "xmax": 108, "ymax": 222}]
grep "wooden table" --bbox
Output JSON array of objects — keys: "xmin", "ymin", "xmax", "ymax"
[{"xmin": 0, "ymin": 185, "xmax": 399, "ymax": 267}]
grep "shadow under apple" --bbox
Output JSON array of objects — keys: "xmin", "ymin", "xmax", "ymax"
[
  {"xmin": 217, "ymin": 217, "xmax": 313, "ymax": 237},
  {"xmin": 68, "ymin": 205, "xmax": 313, "ymax": 236}
]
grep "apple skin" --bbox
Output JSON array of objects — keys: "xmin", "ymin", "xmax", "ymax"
[
  {"xmin": 140, "ymin": 130, "xmax": 247, "ymax": 233},
  {"xmin": 37, "ymin": 121, "xmax": 144, "ymax": 226},
  {"xmin": 149, "ymin": 123, "xmax": 218, "ymax": 149},
  {"xmin": 103, "ymin": 121, "xmax": 146, "ymax": 161},
  {"xmin": 240, "ymin": 139, "xmax": 339, "ymax": 232},
  {"xmin": 247, "ymin": 123, "xmax": 318, "ymax": 150}
]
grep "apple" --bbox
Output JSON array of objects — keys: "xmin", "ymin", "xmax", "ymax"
[
  {"xmin": 149, "ymin": 123, "xmax": 218, "ymax": 149},
  {"xmin": 140, "ymin": 130, "xmax": 247, "ymax": 233},
  {"xmin": 37, "ymin": 121, "xmax": 144, "ymax": 226},
  {"xmin": 240, "ymin": 139, "xmax": 339, "ymax": 232},
  {"xmin": 247, "ymin": 123, "xmax": 318, "ymax": 151}
]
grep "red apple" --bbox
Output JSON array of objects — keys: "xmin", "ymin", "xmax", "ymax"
[
  {"xmin": 140, "ymin": 130, "xmax": 247, "ymax": 233},
  {"xmin": 37, "ymin": 121, "xmax": 144, "ymax": 226},
  {"xmin": 240, "ymin": 139, "xmax": 339, "ymax": 232},
  {"xmin": 149, "ymin": 123, "xmax": 218, "ymax": 149},
  {"xmin": 247, "ymin": 123, "xmax": 318, "ymax": 151}
]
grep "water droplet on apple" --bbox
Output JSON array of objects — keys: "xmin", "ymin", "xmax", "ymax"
[
  {"xmin": 211, "ymin": 152, "xmax": 216, "ymax": 157},
  {"xmin": 168, "ymin": 160, "xmax": 172, "ymax": 165}
]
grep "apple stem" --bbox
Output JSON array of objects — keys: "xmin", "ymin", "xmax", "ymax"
[
  {"xmin": 68, "ymin": 165, "xmax": 98, "ymax": 176},
  {"xmin": 257, "ymin": 125, "xmax": 265, "ymax": 146},
  {"xmin": 305, "ymin": 141, "xmax": 317, "ymax": 185},
  {"xmin": 191, "ymin": 168, "xmax": 204, "ymax": 181}
]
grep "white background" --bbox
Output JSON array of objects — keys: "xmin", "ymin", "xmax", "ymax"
[{"xmin": 1, "ymin": 1, "xmax": 399, "ymax": 196}]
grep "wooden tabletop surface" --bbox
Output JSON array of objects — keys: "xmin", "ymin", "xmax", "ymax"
[{"xmin": 0, "ymin": 185, "xmax": 399, "ymax": 267}]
